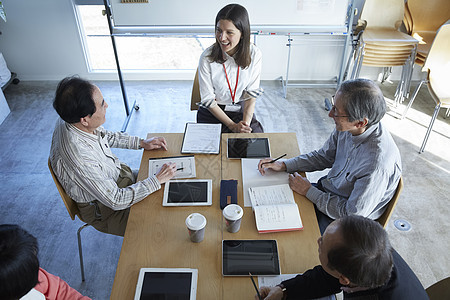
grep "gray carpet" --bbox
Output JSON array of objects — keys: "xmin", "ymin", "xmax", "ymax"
[{"xmin": 1, "ymin": 79, "xmax": 448, "ymax": 299}]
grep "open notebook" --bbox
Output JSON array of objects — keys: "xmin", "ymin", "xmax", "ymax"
[{"xmin": 249, "ymin": 184, "xmax": 303, "ymax": 233}]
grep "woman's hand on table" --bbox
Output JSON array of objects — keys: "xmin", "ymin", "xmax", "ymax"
[{"xmin": 229, "ymin": 121, "xmax": 252, "ymax": 133}]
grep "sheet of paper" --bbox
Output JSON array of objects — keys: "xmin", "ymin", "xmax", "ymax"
[
  {"xmin": 181, "ymin": 123, "xmax": 221, "ymax": 154},
  {"xmin": 258, "ymin": 274, "xmax": 335, "ymax": 300},
  {"xmin": 149, "ymin": 156, "xmax": 196, "ymax": 179},
  {"xmin": 249, "ymin": 184, "xmax": 295, "ymax": 208},
  {"xmin": 241, "ymin": 159, "xmax": 289, "ymax": 207}
]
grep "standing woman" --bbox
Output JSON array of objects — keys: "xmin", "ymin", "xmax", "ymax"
[{"xmin": 197, "ymin": 4, "xmax": 264, "ymax": 133}]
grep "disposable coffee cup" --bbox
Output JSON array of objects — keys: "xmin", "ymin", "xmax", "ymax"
[
  {"xmin": 185, "ymin": 213, "xmax": 207, "ymax": 243},
  {"xmin": 223, "ymin": 204, "xmax": 244, "ymax": 233}
]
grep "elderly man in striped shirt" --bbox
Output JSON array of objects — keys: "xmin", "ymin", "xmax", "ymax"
[{"xmin": 49, "ymin": 76, "xmax": 176, "ymax": 236}]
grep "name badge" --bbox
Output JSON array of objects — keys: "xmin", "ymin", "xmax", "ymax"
[{"xmin": 224, "ymin": 104, "xmax": 240, "ymax": 112}]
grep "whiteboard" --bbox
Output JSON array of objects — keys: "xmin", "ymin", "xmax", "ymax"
[{"xmin": 110, "ymin": 0, "xmax": 349, "ymax": 34}]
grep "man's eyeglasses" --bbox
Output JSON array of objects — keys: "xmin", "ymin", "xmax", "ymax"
[{"xmin": 330, "ymin": 95, "xmax": 349, "ymax": 118}]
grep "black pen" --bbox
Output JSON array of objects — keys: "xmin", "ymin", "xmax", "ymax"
[
  {"xmin": 249, "ymin": 272, "xmax": 262, "ymax": 300},
  {"xmin": 261, "ymin": 153, "xmax": 287, "ymax": 166},
  {"xmin": 176, "ymin": 167, "xmax": 184, "ymax": 171}
]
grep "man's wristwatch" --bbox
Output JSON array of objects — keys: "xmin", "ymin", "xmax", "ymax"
[
  {"xmin": 138, "ymin": 138, "xmax": 144, "ymax": 149},
  {"xmin": 276, "ymin": 284, "xmax": 287, "ymax": 299}
]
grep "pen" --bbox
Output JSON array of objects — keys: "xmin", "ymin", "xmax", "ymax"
[
  {"xmin": 176, "ymin": 167, "xmax": 184, "ymax": 171},
  {"xmin": 249, "ymin": 272, "xmax": 262, "ymax": 300},
  {"xmin": 261, "ymin": 153, "xmax": 287, "ymax": 166}
]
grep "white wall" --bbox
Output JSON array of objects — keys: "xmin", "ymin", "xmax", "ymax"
[
  {"xmin": 0, "ymin": 0, "xmax": 418, "ymax": 82},
  {"xmin": 0, "ymin": 0, "xmax": 88, "ymax": 80}
]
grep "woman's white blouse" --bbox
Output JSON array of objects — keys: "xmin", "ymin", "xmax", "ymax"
[{"xmin": 198, "ymin": 43, "xmax": 262, "ymax": 108}]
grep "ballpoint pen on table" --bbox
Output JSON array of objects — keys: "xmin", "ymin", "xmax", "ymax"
[{"xmin": 249, "ymin": 272, "xmax": 262, "ymax": 300}]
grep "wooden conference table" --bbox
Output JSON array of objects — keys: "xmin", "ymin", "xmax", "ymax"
[{"xmin": 110, "ymin": 133, "xmax": 321, "ymax": 299}]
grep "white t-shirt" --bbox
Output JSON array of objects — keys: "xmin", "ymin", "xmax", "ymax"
[
  {"xmin": 198, "ymin": 43, "xmax": 262, "ymax": 108},
  {"xmin": 20, "ymin": 288, "xmax": 45, "ymax": 300}
]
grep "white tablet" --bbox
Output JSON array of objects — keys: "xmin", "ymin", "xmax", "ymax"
[
  {"xmin": 134, "ymin": 268, "xmax": 198, "ymax": 300},
  {"xmin": 163, "ymin": 179, "xmax": 212, "ymax": 206}
]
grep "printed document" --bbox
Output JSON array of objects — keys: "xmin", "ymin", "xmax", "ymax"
[
  {"xmin": 149, "ymin": 156, "xmax": 196, "ymax": 179},
  {"xmin": 181, "ymin": 123, "xmax": 221, "ymax": 154}
]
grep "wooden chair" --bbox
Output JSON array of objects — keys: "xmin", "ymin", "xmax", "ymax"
[
  {"xmin": 190, "ymin": 68, "xmax": 200, "ymax": 111},
  {"xmin": 48, "ymin": 159, "xmax": 90, "ymax": 281},
  {"xmin": 351, "ymin": 0, "xmax": 418, "ymax": 104},
  {"xmin": 401, "ymin": 20, "xmax": 450, "ymax": 153},
  {"xmin": 377, "ymin": 177, "xmax": 403, "ymax": 228},
  {"xmin": 407, "ymin": 0, "xmax": 450, "ymax": 66},
  {"xmin": 426, "ymin": 277, "xmax": 450, "ymax": 300}
]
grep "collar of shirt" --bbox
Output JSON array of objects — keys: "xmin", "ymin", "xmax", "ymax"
[
  {"xmin": 67, "ymin": 123, "xmax": 115, "ymax": 160},
  {"xmin": 351, "ymin": 122, "xmax": 379, "ymax": 147},
  {"xmin": 67, "ymin": 122, "xmax": 101, "ymax": 141}
]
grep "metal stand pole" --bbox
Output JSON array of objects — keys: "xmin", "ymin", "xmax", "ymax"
[
  {"xmin": 103, "ymin": 0, "xmax": 137, "ymax": 132},
  {"xmin": 337, "ymin": 0, "xmax": 356, "ymax": 86}
]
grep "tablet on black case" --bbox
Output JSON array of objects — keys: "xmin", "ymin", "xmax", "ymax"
[
  {"xmin": 222, "ymin": 240, "xmax": 281, "ymax": 276},
  {"xmin": 227, "ymin": 138, "xmax": 271, "ymax": 159},
  {"xmin": 134, "ymin": 268, "xmax": 198, "ymax": 300}
]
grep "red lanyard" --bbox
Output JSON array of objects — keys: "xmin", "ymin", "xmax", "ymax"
[{"xmin": 223, "ymin": 64, "xmax": 240, "ymax": 104}]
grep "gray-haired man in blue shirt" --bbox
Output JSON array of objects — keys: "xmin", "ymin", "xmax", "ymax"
[{"xmin": 258, "ymin": 79, "xmax": 402, "ymax": 233}]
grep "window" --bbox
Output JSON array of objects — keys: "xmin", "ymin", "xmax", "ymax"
[{"xmin": 74, "ymin": 4, "xmax": 214, "ymax": 72}]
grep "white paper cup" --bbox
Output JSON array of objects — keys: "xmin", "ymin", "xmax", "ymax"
[
  {"xmin": 185, "ymin": 213, "xmax": 207, "ymax": 243},
  {"xmin": 223, "ymin": 204, "xmax": 244, "ymax": 233}
]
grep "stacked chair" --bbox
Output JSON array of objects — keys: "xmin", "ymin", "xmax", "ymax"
[
  {"xmin": 350, "ymin": 0, "xmax": 418, "ymax": 104},
  {"xmin": 401, "ymin": 20, "xmax": 450, "ymax": 153},
  {"xmin": 403, "ymin": 0, "xmax": 450, "ymax": 67}
]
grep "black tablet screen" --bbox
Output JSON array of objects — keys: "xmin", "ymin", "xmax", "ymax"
[
  {"xmin": 140, "ymin": 272, "xmax": 192, "ymax": 300},
  {"xmin": 222, "ymin": 240, "xmax": 280, "ymax": 276},
  {"xmin": 227, "ymin": 138, "xmax": 270, "ymax": 159},
  {"xmin": 168, "ymin": 181, "xmax": 208, "ymax": 203}
]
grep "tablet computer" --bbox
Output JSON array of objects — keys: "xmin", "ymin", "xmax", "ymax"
[
  {"xmin": 227, "ymin": 138, "xmax": 271, "ymax": 159},
  {"xmin": 222, "ymin": 240, "xmax": 281, "ymax": 276},
  {"xmin": 134, "ymin": 268, "xmax": 198, "ymax": 300},
  {"xmin": 163, "ymin": 179, "xmax": 212, "ymax": 206}
]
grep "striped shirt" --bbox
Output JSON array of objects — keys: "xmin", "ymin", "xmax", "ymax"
[
  {"xmin": 284, "ymin": 122, "xmax": 402, "ymax": 220},
  {"xmin": 49, "ymin": 118, "xmax": 160, "ymax": 210}
]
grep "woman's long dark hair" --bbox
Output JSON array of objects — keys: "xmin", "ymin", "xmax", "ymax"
[{"xmin": 207, "ymin": 4, "xmax": 252, "ymax": 68}]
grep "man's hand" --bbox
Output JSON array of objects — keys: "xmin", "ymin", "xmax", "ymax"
[
  {"xmin": 229, "ymin": 121, "xmax": 252, "ymax": 133},
  {"xmin": 141, "ymin": 137, "xmax": 168, "ymax": 151},
  {"xmin": 155, "ymin": 163, "xmax": 176, "ymax": 184},
  {"xmin": 258, "ymin": 159, "xmax": 287, "ymax": 175},
  {"xmin": 255, "ymin": 286, "xmax": 284, "ymax": 300},
  {"xmin": 289, "ymin": 172, "xmax": 312, "ymax": 196}
]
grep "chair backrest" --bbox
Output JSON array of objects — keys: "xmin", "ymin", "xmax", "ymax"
[
  {"xmin": 360, "ymin": 0, "xmax": 404, "ymax": 29},
  {"xmin": 423, "ymin": 20, "xmax": 450, "ymax": 72},
  {"xmin": 190, "ymin": 68, "xmax": 200, "ymax": 111},
  {"xmin": 408, "ymin": 0, "xmax": 450, "ymax": 33},
  {"xmin": 377, "ymin": 176, "xmax": 403, "ymax": 228},
  {"xmin": 48, "ymin": 159, "xmax": 80, "ymax": 221},
  {"xmin": 403, "ymin": 1, "xmax": 413, "ymax": 35},
  {"xmin": 426, "ymin": 277, "xmax": 450, "ymax": 300}
]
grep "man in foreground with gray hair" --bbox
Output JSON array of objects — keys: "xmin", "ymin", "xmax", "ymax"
[
  {"xmin": 258, "ymin": 79, "xmax": 402, "ymax": 232},
  {"xmin": 256, "ymin": 216, "xmax": 428, "ymax": 300}
]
